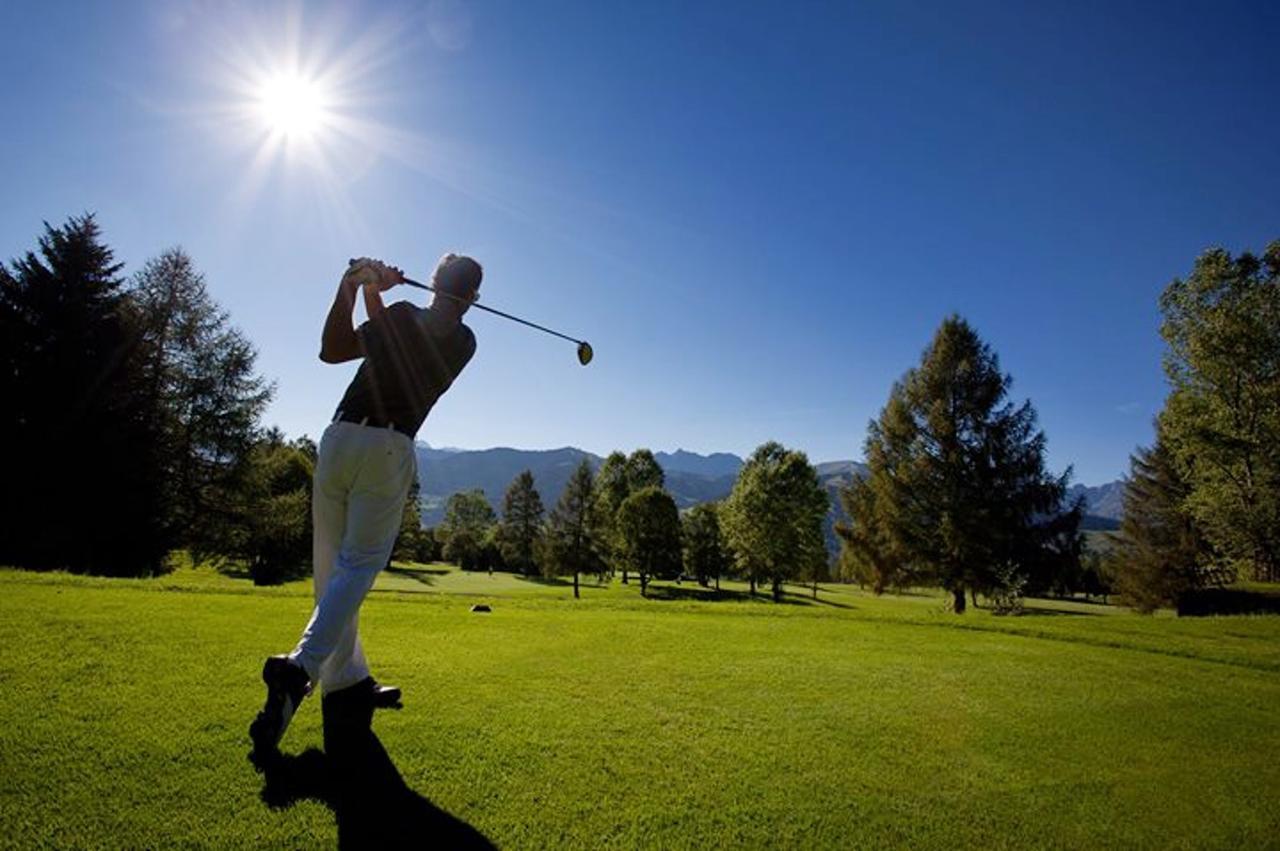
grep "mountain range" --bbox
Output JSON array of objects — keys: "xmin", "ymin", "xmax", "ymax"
[{"xmin": 415, "ymin": 445, "xmax": 1126, "ymax": 536}]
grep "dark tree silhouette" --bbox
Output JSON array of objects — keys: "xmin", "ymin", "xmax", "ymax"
[{"xmin": 0, "ymin": 215, "xmax": 166, "ymax": 575}]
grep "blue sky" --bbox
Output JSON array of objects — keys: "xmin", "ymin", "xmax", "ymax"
[{"xmin": 2, "ymin": 1, "xmax": 1277, "ymax": 485}]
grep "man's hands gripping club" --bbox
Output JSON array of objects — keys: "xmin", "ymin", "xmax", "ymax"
[
  {"xmin": 320, "ymin": 258, "xmax": 403, "ymax": 364},
  {"xmin": 344, "ymin": 257, "xmax": 405, "ymax": 293}
]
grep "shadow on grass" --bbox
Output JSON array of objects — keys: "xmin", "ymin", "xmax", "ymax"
[
  {"xmin": 640, "ymin": 583, "xmax": 854, "ymax": 609},
  {"xmin": 384, "ymin": 565, "xmax": 453, "ymax": 588},
  {"xmin": 252, "ymin": 724, "xmax": 494, "ymax": 849},
  {"xmin": 515, "ymin": 573, "xmax": 609, "ymax": 590}
]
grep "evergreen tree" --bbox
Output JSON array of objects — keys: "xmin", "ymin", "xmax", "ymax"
[
  {"xmin": 1106, "ymin": 432, "xmax": 1218, "ymax": 612},
  {"xmin": 625, "ymin": 449, "xmax": 665, "ymax": 491},
  {"xmin": 1158, "ymin": 241, "xmax": 1280, "ymax": 581},
  {"xmin": 836, "ymin": 476, "xmax": 908, "ymax": 593},
  {"xmin": 497, "ymin": 470, "xmax": 545, "ymax": 576},
  {"xmin": 682, "ymin": 502, "xmax": 730, "ymax": 591},
  {"xmin": 591, "ymin": 451, "xmax": 630, "ymax": 579},
  {"xmin": 0, "ymin": 215, "xmax": 166, "ymax": 575},
  {"xmin": 616, "ymin": 486, "xmax": 682, "ymax": 597},
  {"xmin": 392, "ymin": 479, "xmax": 426, "ymax": 564},
  {"xmin": 128, "ymin": 248, "xmax": 272, "ymax": 561},
  {"xmin": 842, "ymin": 316, "xmax": 1080, "ymax": 612},
  {"xmin": 439, "ymin": 489, "xmax": 496, "ymax": 570},
  {"xmin": 721, "ymin": 442, "xmax": 828, "ymax": 602},
  {"xmin": 544, "ymin": 459, "xmax": 599, "ymax": 598}
]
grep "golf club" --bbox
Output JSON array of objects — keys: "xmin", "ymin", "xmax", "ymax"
[{"xmin": 348, "ymin": 259, "xmax": 593, "ymax": 366}]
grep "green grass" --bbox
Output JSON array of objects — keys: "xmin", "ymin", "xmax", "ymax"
[{"xmin": 1, "ymin": 564, "xmax": 1278, "ymax": 849}]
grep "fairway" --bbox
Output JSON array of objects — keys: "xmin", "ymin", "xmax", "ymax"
[{"xmin": 1, "ymin": 566, "xmax": 1277, "ymax": 849}]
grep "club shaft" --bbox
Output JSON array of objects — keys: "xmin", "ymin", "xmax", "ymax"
[{"xmin": 400, "ymin": 277, "xmax": 584, "ymax": 346}]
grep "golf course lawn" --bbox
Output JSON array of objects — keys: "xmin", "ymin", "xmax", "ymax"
[{"xmin": 1, "ymin": 565, "xmax": 1277, "ymax": 849}]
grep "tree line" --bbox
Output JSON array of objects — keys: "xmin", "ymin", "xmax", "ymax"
[
  {"xmin": 422, "ymin": 443, "xmax": 828, "ymax": 602},
  {"xmin": 1105, "ymin": 241, "xmax": 1280, "ymax": 611},
  {"xmin": 4, "ymin": 215, "xmax": 1274, "ymax": 613},
  {"xmin": 0, "ymin": 215, "xmax": 309, "ymax": 582}
]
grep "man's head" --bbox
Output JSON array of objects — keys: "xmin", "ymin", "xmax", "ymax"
[{"xmin": 430, "ymin": 253, "xmax": 483, "ymax": 317}]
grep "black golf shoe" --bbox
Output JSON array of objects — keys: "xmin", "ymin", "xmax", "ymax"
[
  {"xmin": 249, "ymin": 655, "xmax": 311, "ymax": 755},
  {"xmin": 322, "ymin": 678, "xmax": 376, "ymax": 750},
  {"xmin": 371, "ymin": 681, "xmax": 403, "ymax": 710}
]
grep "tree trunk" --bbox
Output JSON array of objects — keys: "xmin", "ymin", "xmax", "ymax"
[
  {"xmin": 622, "ymin": 569, "xmax": 629, "ymax": 584},
  {"xmin": 772, "ymin": 577, "xmax": 782, "ymax": 602},
  {"xmin": 640, "ymin": 573, "xmax": 648, "ymax": 597},
  {"xmin": 970, "ymin": 588, "xmax": 978, "ymax": 609},
  {"xmin": 573, "ymin": 571, "xmax": 579, "ymax": 599},
  {"xmin": 715, "ymin": 575, "xmax": 720, "ymax": 592},
  {"xmin": 749, "ymin": 576, "xmax": 756, "ymax": 595},
  {"xmin": 953, "ymin": 588, "xmax": 967, "ymax": 613},
  {"xmin": 813, "ymin": 578, "xmax": 818, "ymax": 599}
]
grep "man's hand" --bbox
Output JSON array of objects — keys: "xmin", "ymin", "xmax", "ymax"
[{"xmin": 345, "ymin": 258, "xmax": 403, "ymax": 293}]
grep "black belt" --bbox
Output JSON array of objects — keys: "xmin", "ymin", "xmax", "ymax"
[{"xmin": 333, "ymin": 410, "xmax": 414, "ymax": 439}]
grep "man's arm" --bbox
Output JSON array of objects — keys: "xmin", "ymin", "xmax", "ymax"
[
  {"xmin": 362, "ymin": 279, "xmax": 387, "ymax": 323},
  {"xmin": 319, "ymin": 261, "xmax": 403, "ymax": 364},
  {"xmin": 319, "ymin": 274, "xmax": 363, "ymax": 364}
]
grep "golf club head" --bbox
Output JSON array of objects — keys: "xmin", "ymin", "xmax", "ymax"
[{"xmin": 577, "ymin": 341, "xmax": 593, "ymax": 366}]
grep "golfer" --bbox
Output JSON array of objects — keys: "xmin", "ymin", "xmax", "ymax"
[{"xmin": 250, "ymin": 253, "xmax": 481, "ymax": 754}]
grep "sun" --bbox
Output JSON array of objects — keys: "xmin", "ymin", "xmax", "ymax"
[{"xmin": 255, "ymin": 72, "xmax": 329, "ymax": 140}]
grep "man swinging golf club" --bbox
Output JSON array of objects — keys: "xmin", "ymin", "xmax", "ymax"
[{"xmin": 250, "ymin": 252, "xmax": 481, "ymax": 755}]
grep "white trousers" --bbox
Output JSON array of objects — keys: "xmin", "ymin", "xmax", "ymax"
[{"xmin": 289, "ymin": 421, "xmax": 416, "ymax": 694}]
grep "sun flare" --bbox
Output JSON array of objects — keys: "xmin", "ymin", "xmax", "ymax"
[{"xmin": 255, "ymin": 72, "xmax": 328, "ymax": 139}]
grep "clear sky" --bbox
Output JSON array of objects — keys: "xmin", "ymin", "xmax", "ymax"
[{"xmin": 2, "ymin": 1, "xmax": 1277, "ymax": 485}]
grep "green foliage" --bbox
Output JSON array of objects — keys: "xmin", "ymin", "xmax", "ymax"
[
  {"xmin": 589, "ymin": 448, "xmax": 665, "ymax": 580},
  {"xmin": 1106, "ymin": 434, "xmax": 1218, "ymax": 613},
  {"xmin": 839, "ymin": 316, "xmax": 1081, "ymax": 612},
  {"xmin": 544, "ymin": 460, "xmax": 600, "ymax": 596},
  {"xmin": 392, "ymin": 479, "xmax": 434, "ymax": 564},
  {"xmin": 0, "ymin": 225, "xmax": 271, "ymax": 578},
  {"xmin": 1158, "ymin": 241, "xmax": 1280, "ymax": 581},
  {"xmin": 721, "ymin": 441, "xmax": 827, "ymax": 601},
  {"xmin": 616, "ymin": 486, "xmax": 682, "ymax": 596},
  {"xmin": 624, "ymin": 449, "xmax": 665, "ymax": 491},
  {"xmin": 836, "ymin": 476, "xmax": 907, "ymax": 594},
  {"xmin": 129, "ymin": 249, "xmax": 272, "ymax": 561},
  {"xmin": 439, "ymin": 489, "xmax": 497, "ymax": 570},
  {"xmin": 496, "ymin": 470, "xmax": 545, "ymax": 575},
  {"xmin": 590, "ymin": 451, "xmax": 630, "ymax": 571},
  {"xmin": 0, "ymin": 215, "xmax": 168, "ymax": 575},
  {"xmin": 228, "ymin": 433, "xmax": 314, "ymax": 585},
  {"xmin": 681, "ymin": 502, "xmax": 730, "ymax": 588}
]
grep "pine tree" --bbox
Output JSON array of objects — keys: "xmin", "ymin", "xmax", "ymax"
[
  {"xmin": 625, "ymin": 449, "xmax": 665, "ymax": 491},
  {"xmin": 544, "ymin": 459, "xmax": 599, "ymax": 598},
  {"xmin": 1106, "ymin": 432, "xmax": 1217, "ymax": 612},
  {"xmin": 128, "ymin": 248, "xmax": 272, "ymax": 560},
  {"xmin": 616, "ymin": 486, "xmax": 682, "ymax": 597},
  {"xmin": 0, "ymin": 215, "xmax": 166, "ymax": 575},
  {"xmin": 842, "ymin": 316, "xmax": 1080, "ymax": 612},
  {"xmin": 721, "ymin": 442, "xmax": 828, "ymax": 602},
  {"xmin": 392, "ymin": 479, "xmax": 426, "ymax": 564},
  {"xmin": 497, "ymin": 470, "xmax": 545, "ymax": 576}
]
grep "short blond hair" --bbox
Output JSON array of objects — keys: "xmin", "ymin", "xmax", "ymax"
[{"xmin": 432, "ymin": 253, "xmax": 483, "ymax": 299}]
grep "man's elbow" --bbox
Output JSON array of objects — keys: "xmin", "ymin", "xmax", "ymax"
[{"xmin": 319, "ymin": 341, "xmax": 361, "ymax": 364}]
